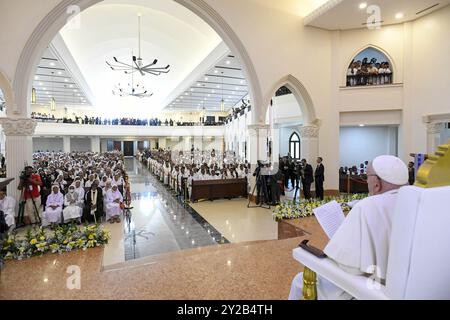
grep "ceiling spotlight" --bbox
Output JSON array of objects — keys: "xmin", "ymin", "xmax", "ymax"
[
  {"xmin": 205, "ymin": 77, "xmax": 209, "ymax": 81},
  {"xmin": 50, "ymin": 62, "xmax": 55, "ymax": 67},
  {"xmin": 39, "ymin": 82, "xmax": 43, "ymax": 86},
  {"xmin": 34, "ymin": 76, "xmax": 39, "ymax": 80},
  {"xmin": 226, "ymin": 60, "xmax": 231, "ymax": 65},
  {"xmin": 57, "ymin": 71, "xmax": 62, "ymax": 75},
  {"xmin": 43, "ymin": 87, "xmax": 47, "ymax": 90},
  {"xmin": 208, "ymin": 94, "xmax": 211, "ymax": 97},
  {"xmin": 197, "ymin": 83, "xmax": 201, "ymax": 86},
  {"xmin": 395, "ymin": 12, "xmax": 404, "ymax": 19},
  {"xmin": 359, "ymin": 124, "xmax": 365, "ymax": 127},
  {"xmin": 64, "ymin": 79, "xmax": 69, "ymax": 82},
  {"xmin": 214, "ymin": 70, "xmax": 218, "ymax": 74},
  {"xmin": 180, "ymin": 96, "xmax": 183, "ymax": 99},
  {"xmin": 216, "ymin": 85, "xmax": 220, "ymax": 88},
  {"xmin": 69, "ymin": 85, "xmax": 73, "ymax": 88},
  {"xmin": 190, "ymin": 88, "xmax": 194, "ymax": 91},
  {"xmin": 240, "ymin": 80, "xmax": 245, "ymax": 84},
  {"xmin": 359, "ymin": 2, "xmax": 367, "ymax": 10}
]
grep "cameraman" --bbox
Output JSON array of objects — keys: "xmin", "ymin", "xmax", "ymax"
[
  {"xmin": 253, "ymin": 161, "xmax": 266, "ymax": 205},
  {"xmin": 17, "ymin": 166, "xmax": 43, "ymax": 225}
]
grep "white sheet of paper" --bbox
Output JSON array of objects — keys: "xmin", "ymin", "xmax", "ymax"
[{"xmin": 313, "ymin": 200, "xmax": 345, "ymax": 239}]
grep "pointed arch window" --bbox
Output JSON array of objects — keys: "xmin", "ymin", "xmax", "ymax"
[
  {"xmin": 289, "ymin": 132, "xmax": 300, "ymax": 160},
  {"xmin": 347, "ymin": 47, "xmax": 393, "ymax": 87}
]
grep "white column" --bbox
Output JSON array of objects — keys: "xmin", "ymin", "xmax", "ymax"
[
  {"xmin": 193, "ymin": 136, "xmax": 203, "ymax": 151},
  {"xmin": 247, "ymin": 124, "xmax": 270, "ymax": 166},
  {"xmin": 63, "ymin": 136, "xmax": 71, "ymax": 153},
  {"xmin": 299, "ymin": 124, "xmax": 320, "ymax": 165},
  {"xmin": 271, "ymin": 125, "xmax": 280, "ymax": 165},
  {"xmin": 158, "ymin": 138, "xmax": 166, "ymax": 149},
  {"xmin": 182, "ymin": 136, "xmax": 190, "ymax": 151},
  {"xmin": 0, "ymin": 118, "xmax": 37, "ymax": 200},
  {"xmin": 90, "ymin": 136, "xmax": 100, "ymax": 153},
  {"xmin": 426, "ymin": 123, "xmax": 444, "ymax": 154}
]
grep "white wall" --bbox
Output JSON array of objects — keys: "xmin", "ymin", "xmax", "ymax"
[
  {"xmin": 33, "ymin": 137, "xmax": 63, "ymax": 152},
  {"xmin": 70, "ymin": 138, "xmax": 91, "ymax": 152},
  {"xmin": 339, "ymin": 126, "xmax": 398, "ymax": 168},
  {"xmin": 441, "ymin": 125, "xmax": 450, "ymax": 144},
  {"xmin": 279, "ymin": 127, "xmax": 300, "ymax": 157},
  {"xmin": 411, "ymin": 5, "xmax": 450, "ymax": 154}
]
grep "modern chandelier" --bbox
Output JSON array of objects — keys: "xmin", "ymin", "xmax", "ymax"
[
  {"xmin": 112, "ymin": 58, "xmax": 153, "ymax": 98},
  {"xmin": 106, "ymin": 14, "xmax": 171, "ymax": 77}
]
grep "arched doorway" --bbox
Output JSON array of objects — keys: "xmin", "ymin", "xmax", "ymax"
[
  {"xmin": 264, "ymin": 75, "xmax": 319, "ymax": 166},
  {"xmin": 12, "ymin": 0, "xmax": 263, "ymax": 119}
]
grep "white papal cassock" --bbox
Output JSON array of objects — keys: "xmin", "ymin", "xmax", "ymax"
[
  {"xmin": 0, "ymin": 196, "xmax": 16, "ymax": 229},
  {"xmin": 63, "ymin": 191, "xmax": 83, "ymax": 222},
  {"xmin": 105, "ymin": 188, "xmax": 123, "ymax": 220},
  {"xmin": 289, "ymin": 189, "xmax": 399, "ymax": 300}
]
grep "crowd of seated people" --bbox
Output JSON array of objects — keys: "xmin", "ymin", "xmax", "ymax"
[
  {"xmin": 2, "ymin": 151, "xmax": 131, "ymax": 233},
  {"xmin": 346, "ymin": 57, "xmax": 392, "ymax": 86},
  {"xmin": 138, "ymin": 148, "xmax": 251, "ymax": 202}
]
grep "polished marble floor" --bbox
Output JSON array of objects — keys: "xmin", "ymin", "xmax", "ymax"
[{"xmin": 113, "ymin": 159, "xmax": 227, "ymax": 264}]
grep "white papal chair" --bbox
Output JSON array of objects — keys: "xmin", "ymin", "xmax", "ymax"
[{"xmin": 293, "ymin": 142, "xmax": 450, "ymax": 300}]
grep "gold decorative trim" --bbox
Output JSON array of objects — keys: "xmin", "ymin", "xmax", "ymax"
[
  {"xmin": 302, "ymin": 267, "xmax": 317, "ymax": 300},
  {"xmin": 415, "ymin": 141, "xmax": 450, "ymax": 188}
]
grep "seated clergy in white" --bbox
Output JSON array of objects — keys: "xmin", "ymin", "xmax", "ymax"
[
  {"xmin": 73, "ymin": 179, "xmax": 85, "ymax": 201},
  {"xmin": 105, "ymin": 184, "xmax": 123, "ymax": 223},
  {"xmin": 63, "ymin": 185, "xmax": 83, "ymax": 223},
  {"xmin": 0, "ymin": 189, "xmax": 16, "ymax": 232},
  {"xmin": 43, "ymin": 185, "xmax": 64, "ymax": 227},
  {"xmin": 289, "ymin": 155, "xmax": 409, "ymax": 300}
]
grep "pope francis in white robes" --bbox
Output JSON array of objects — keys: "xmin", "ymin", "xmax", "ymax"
[{"xmin": 289, "ymin": 155, "xmax": 409, "ymax": 300}]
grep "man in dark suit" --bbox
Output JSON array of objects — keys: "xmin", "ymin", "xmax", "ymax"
[
  {"xmin": 83, "ymin": 181, "xmax": 104, "ymax": 223},
  {"xmin": 314, "ymin": 157, "xmax": 325, "ymax": 200},
  {"xmin": 300, "ymin": 159, "xmax": 314, "ymax": 200}
]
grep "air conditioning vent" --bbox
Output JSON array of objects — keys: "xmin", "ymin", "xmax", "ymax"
[{"xmin": 416, "ymin": 3, "xmax": 440, "ymax": 15}]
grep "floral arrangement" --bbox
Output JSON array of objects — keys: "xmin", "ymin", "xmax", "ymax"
[
  {"xmin": 1, "ymin": 224, "xmax": 110, "ymax": 261},
  {"xmin": 272, "ymin": 194, "xmax": 368, "ymax": 222}
]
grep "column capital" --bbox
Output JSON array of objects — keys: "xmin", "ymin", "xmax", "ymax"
[
  {"xmin": 247, "ymin": 124, "xmax": 270, "ymax": 131},
  {"xmin": 426, "ymin": 122, "xmax": 444, "ymax": 135},
  {"xmin": 299, "ymin": 124, "xmax": 320, "ymax": 138},
  {"xmin": 0, "ymin": 118, "xmax": 37, "ymax": 136}
]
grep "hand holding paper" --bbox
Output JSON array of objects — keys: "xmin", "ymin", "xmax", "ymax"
[{"xmin": 313, "ymin": 200, "xmax": 345, "ymax": 239}]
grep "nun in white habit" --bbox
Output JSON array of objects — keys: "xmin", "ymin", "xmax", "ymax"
[
  {"xmin": 105, "ymin": 184, "xmax": 123, "ymax": 223},
  {"xmin": 289, "ymin": 155, "xmax": 409, "ymax": 300},
  {"xmin": 43, "ymin": 184, "xmax": 64, "ymax": 226},
  {"xmin": 63, "ymin": 185, "xmax": 83, "ymax": 223}
]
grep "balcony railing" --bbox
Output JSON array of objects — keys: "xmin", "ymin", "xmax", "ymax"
[{"xmin": 346, "ymin": 73, "xmax": 393, "ymax": 87}]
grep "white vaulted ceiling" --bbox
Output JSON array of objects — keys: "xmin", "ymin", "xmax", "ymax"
[
  {"xmin": 58, "ymin": 0, "xmax": 222, "ymax": 116},
  {"xmin": 32, "ymin": 47, "xmax": 91, "ymax": 106}
]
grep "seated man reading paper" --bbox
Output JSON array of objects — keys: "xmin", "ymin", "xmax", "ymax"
[{"xmin": 289, "ymin": 155, "xmax": 409, "ymax": 300}]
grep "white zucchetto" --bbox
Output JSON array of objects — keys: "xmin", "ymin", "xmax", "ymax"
[{"xmin": 372, "ymin": 155, "xmax": 408, "ymax": 186}]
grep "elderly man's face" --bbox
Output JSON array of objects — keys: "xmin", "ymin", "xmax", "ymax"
[
  {"xmin": 367, "ymin": 163, "xmax": 381, "ymax": 196},
  {"xmin": 52, "ymin": 186, "xmax": 59, "ymax": 194}
]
